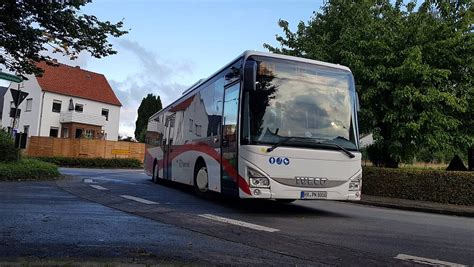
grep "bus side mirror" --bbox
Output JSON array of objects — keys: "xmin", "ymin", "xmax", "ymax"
[{"xmin": 243, "ymin": 60, "xmax": 257, "ymax": 91}]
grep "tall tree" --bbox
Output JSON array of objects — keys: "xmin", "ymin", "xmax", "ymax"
[
  {"xmin": 264, "ymin": 0, "xmax": 473, "ymax": 167},
  {"xmin": 135, "ymin": 94, "xmax": 162, "ymax": 142},
  {"xmin": 0, "ymin": 0, "xmax": 127, "ymax": 76}
]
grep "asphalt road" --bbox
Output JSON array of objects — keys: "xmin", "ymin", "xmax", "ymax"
[{"xmin": 1, "ymin": 168, "xmax": 473, "ymax": 266}]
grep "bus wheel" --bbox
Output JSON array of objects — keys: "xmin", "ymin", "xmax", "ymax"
[
  {"xmin": 194, "ymin": 164, "xmax": 208, "ymax": 196},
  {"xmin": 276, "ymin": 199, "xmax": 296, "ymax": 204}
]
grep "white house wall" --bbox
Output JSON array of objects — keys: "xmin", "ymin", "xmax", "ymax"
[
  {"xmin": 40, "ymin": 91, "xmax": 120, "ymax": 140},
  {"xmin": 1, "ymin": 78, "xmax": 43, "ymax": 136}
]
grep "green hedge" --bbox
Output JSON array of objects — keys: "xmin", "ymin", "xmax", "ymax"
[
  {"xmin": 32, "ymin": 157, "xmax": 142, "ymax": 168},
  {"xmin": 362, "ymin": 166, "xmax": 474, "ymax": 205},
  {"xmin": 0, "ymin": 159, "xmax": 60, "ymax": 181},
  {"xmin": 0, "ymin": 129, "xmax": 19, "ymax": 162}
]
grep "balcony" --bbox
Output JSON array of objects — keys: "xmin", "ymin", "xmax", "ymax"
[{"xmin": 59, "ymin": 111, "xmax": 106, "ymax": 127}]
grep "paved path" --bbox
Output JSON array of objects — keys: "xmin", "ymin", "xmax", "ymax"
[{"xmin": 1, "ymin": 168, "xmax": 472, "ymax": 265}]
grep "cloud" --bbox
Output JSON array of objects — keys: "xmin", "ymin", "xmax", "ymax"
[{"xmin": 110, "ymin": 40, "xmax": 195, "ymax": 137}]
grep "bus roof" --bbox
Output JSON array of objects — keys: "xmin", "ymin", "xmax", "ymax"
[
  {"xmin": 241, "ymin": 50, "xmax": 351, "ymax": 72},
  {"xmin": 148, "ymin": 51, "xmax": 351, "ymax": 121}
]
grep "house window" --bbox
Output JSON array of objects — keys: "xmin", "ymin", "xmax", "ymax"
[
  {"xmin": 195, "ymin": 124, "xmax": 202, "ymax": 137},
  {"xmin": 101, "ymin": 108, "xmax": 109, "ymax": 121},
  {"xmin": 10, "ymin": 101, "xmax": 14, "ymax": 108},
  {"xmin": 25, "ymin": 98, "xmax": 32, "ymax": 112},
  {"xmin": 75, "ymin": 103, "xmax": 84, "ymax": 112},
  {"xmin": 62, "ymin": 128, "xmax": 69, "ymax": 138},
  {"xmin": 52, "ymin": 100, "xmax": 61, "ymax": 113},
  {"xmin": 49, "ymin": 127, "xmax": 59, "ymax": 138},
  {"xmin": 85, "ymin": 129, "xmax": 94, "ymax": 138},
  {"xmin": 23, "ymin": 125, "xmax": 29, "ymax": 136},
  {"xmin": 75, "ymin": 128, "xmax": 83, "ymax": 138},
  {"xmin": 189, "ymin": 119, "xmax": 193, "ymax": 132}
]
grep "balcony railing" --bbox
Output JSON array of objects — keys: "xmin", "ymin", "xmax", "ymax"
[{"xmin": 59, "ymin": 111, "xmax": 106, "ymax": 126}]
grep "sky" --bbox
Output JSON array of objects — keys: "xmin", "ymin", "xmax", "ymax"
[{"xmin": 2, "ymin": 0, "xmax": 325, "ymax": 137}]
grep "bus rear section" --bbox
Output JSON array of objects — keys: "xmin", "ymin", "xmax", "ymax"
[{"xmin": 145, "ymin": 51, "xmax": 362, "ymax": 201}]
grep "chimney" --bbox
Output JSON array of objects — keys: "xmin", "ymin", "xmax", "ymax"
[{"xmin": 75, "ymin": 66, "xmax": 80, "ymax": 69}]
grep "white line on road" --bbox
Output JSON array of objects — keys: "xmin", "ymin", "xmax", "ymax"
[
  {"xmin": 395, "ymin": 254, "xmax": 467, "ymax": 267},
  {"xmin": 120, "ymin": 195, "xmax": 158, "ymax": 205},
  {"xmin": 89, "ymin": 185, "xmax": 108, "ymax": 191},
  {"xmin": 84, "ymin": 178, "xmax": 95, "ymax": 183},
  {"xmin": 198, "ymin": 214, "xmax": 279, "ymax": 233}
]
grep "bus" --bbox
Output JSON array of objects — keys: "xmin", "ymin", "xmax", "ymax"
[{"xmin": 144, "ymin": 51, "xmax": 362, "ymax": 202}]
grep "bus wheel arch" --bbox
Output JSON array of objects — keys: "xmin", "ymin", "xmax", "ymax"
[{"xmin": 194, "ymin": 157, "xmax": 208, "ymax": 195}]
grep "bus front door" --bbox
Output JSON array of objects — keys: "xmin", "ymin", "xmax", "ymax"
[
  {"xmin": 163, "ymin": 115, "xmax": 175, "ymax": 180},
  {"xmin": 221, "ymin": 82, "xmax": 240, "ymax": 197}
]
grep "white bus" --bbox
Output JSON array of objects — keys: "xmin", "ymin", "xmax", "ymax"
[{"xmin": 144, "ymin": 51, "xmax": 362, "ymax": 202}]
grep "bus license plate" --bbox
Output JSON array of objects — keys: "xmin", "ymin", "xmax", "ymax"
[{"xmin": 301, "ymin": 191, "xmax": 327, "ymax": 199}]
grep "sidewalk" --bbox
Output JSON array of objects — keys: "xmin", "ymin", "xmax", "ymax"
[{"xmin": 354, "ymin": 195, "xmax": 474, "ymax": 217}]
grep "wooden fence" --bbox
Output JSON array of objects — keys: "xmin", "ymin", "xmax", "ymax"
[{"xmin": 25, "ymin": 137, "xmax": 145, "ymax": 162}]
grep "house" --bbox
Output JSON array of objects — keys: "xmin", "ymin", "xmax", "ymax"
[
  {"xmin": 0, "ymin": 86, "xmax": 8, "ymax": 128},
  {"xmin": 1, "ymin": 62, "xmax": 121, "ymax": 140}
]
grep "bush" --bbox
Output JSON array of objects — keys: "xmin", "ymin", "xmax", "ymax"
[
  {"xmin": 0, "ymin": 129, "xmax": 19, "ymax": 162},
  {"xmin": 32, "ymin": 157, "xmax": 142, "ymax": 168},
  {"xmin": 362, "ymin": 166, "xmax": 474, "ymax": 205},
  {"xmin": 0, "ymin": 159, "xmax": 60, "ymax": 180}
]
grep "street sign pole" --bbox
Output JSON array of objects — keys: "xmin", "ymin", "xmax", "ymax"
[
  {"xmin": 11, "ymin": 83, "xmax": 21, "ymax": 136},
  {"xmin": 0, "ymin": 71, "xmax": 26, "ymax": 137}
]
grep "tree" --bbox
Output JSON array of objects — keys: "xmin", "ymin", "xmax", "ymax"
[
  {"xmin": 264, "ymin": 0, "xmax": 473, "ymax": 168},
  {"xmin": 135, "ymin": 94, "xmax": 162, "ymax": 143},
  {"xmin": 0, "ymin": 0, "xmax": 127, "ymax": 76}
]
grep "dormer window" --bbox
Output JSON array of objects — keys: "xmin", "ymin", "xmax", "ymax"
[{"xmin": 75, "ymin": 103, "xmax": 83, "ymax": 112}]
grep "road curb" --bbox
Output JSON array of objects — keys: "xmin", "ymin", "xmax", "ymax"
[{"xmin": 351, "ymin": 200, "xmax": 474, "ymax": 217}]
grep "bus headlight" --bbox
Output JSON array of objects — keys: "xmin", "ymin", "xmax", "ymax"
[
  {"xmin": 349, "ymin": 179, "xmax": 361, "ymax": 191},
  {"xmin": 248, "ymin": 168, "xmax": 270, "ymax": 188}
]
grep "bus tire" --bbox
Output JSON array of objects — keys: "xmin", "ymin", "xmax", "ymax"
[
  {"xmin": 276, "ymin": 199, "xmax": 296, "ymax": 203},
  {"xmin": 194, "ymin": 161, "xmax": 208, "ymax": 197}
]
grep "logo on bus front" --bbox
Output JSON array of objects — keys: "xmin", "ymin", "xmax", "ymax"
[{"xmin": 269, "ymin": 157, "xmax": 290, "ymax": 165}]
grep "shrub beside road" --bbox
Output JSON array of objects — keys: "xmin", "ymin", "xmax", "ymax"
[
  {"xmin": 31, "ymin": 157, "xmax": 142, "ymax": 169},
  {"xmin": 0, "ymin": 159, "xmax": 60, "ymax": 181},
  {"xmin": 362, "ymin": 166, "xmax": 474, "ymax": 206}
]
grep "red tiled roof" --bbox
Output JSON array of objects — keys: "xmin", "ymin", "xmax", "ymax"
[
  {"xmin": 36, "ymin": 61, "xmax": 122, "ymax": 106},
  {"xmin": 170, "ymin": 96, "xmax": 194, "ymax": 112}
]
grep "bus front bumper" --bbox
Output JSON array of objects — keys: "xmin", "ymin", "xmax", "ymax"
[{"xmin": 243, "ymin": 179, "xmax": 361, "ymax": 201}]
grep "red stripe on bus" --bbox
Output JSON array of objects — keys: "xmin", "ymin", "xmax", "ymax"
[{"xmin": 153, "ymin": 143, "xmax": 251, "ymax": 195}]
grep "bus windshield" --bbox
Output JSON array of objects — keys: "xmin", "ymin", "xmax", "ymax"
[{"xmin": 246, "ymin": 57, "xmax": 358, "ymax": 151}]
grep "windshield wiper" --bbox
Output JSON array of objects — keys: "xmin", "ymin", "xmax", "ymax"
[
  {"xmin": 266, "ymin": 137, "xmax": 298, "ymax": 152},
  {"xmin": 266, "ymin": 136, "xmax": 356, "ymax": 159},
  {"xmin": 318, "ymin": 140, "xmax": 355, "ymax": 158}
]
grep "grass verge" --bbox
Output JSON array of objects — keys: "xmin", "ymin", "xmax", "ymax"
[{"xmin": 0, "ymin": 159, "xmax": 60, "ymax": 181}]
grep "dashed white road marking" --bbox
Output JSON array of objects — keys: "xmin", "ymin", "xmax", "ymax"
[
  {"xmin": 198, "ymin": 214, "xmax": 279, "ymax": 233},
  {"xmin": 120, "ymin": 195, "xmax": 158, "ymax": 205},
  {"xmin": 89, "ymin": 185, "xmax": 108, "ymax": 191},
  {"xmin": 84, "ymin": 178, "xmax": 95, "ymax": 183},
  {"xmin": 395, "ymin": 254, "xmax": 466, "ymax": 267}
]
